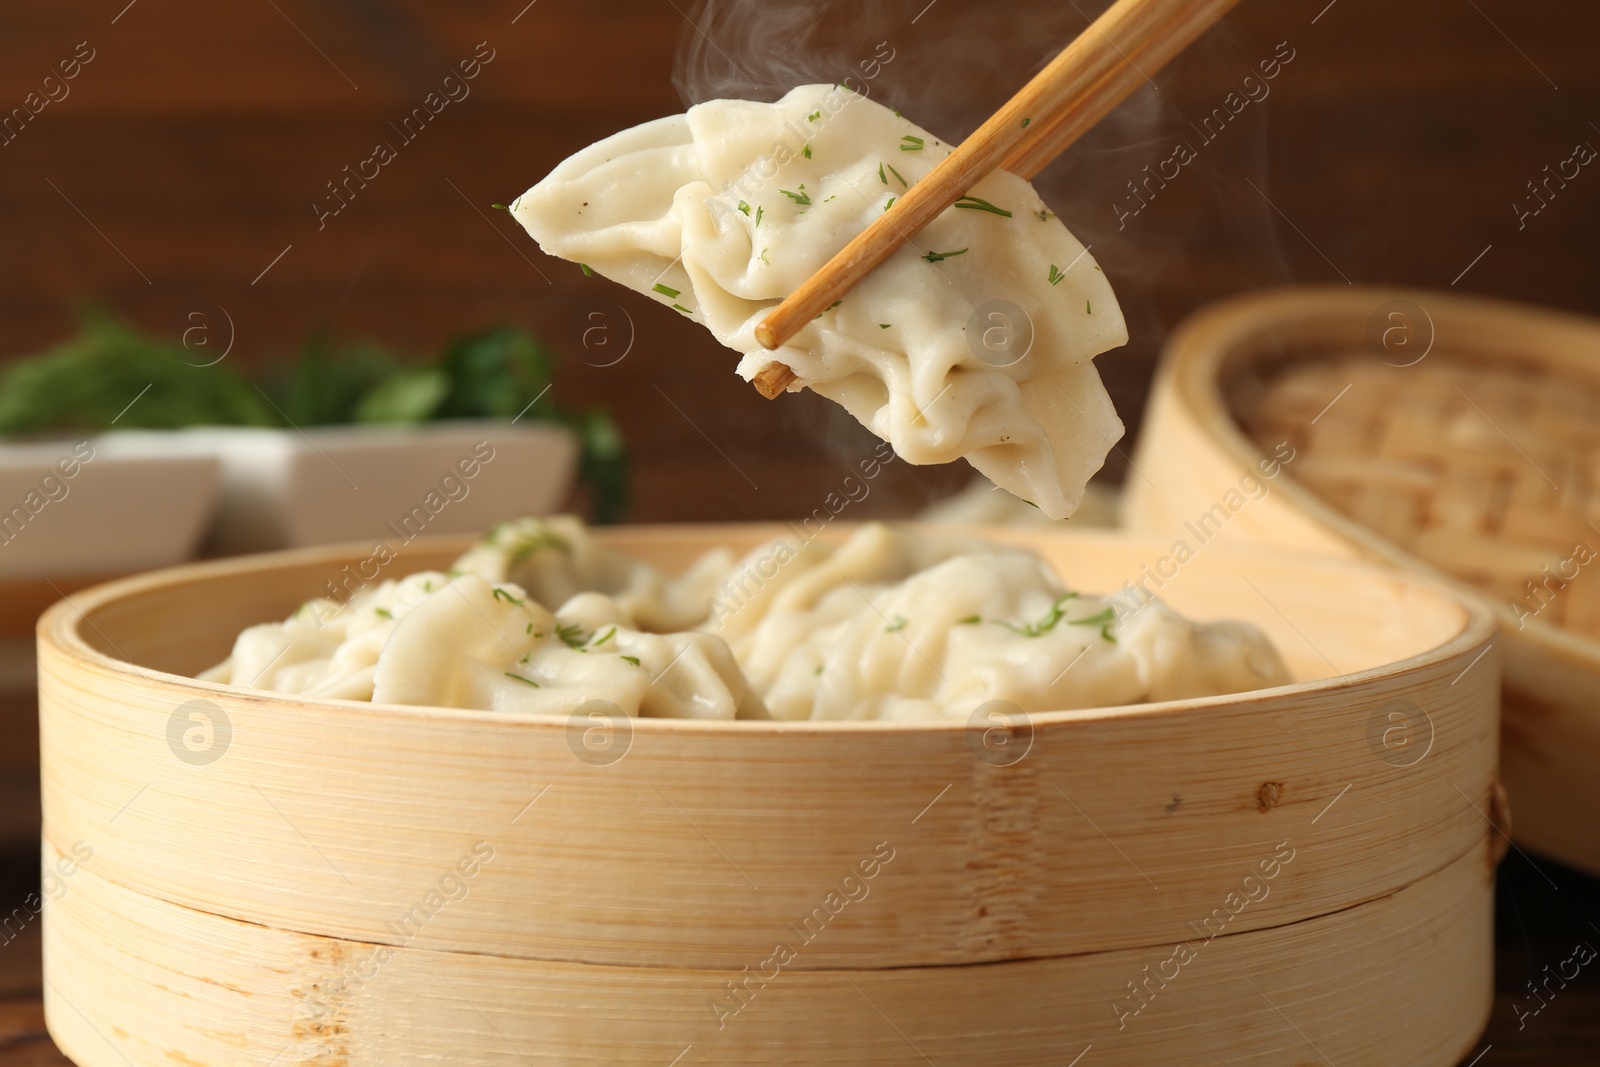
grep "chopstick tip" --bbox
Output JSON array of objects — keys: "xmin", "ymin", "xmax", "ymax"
[{"xmin": 754, "ymin": 321, "xmax": 781, "ymax": 350}]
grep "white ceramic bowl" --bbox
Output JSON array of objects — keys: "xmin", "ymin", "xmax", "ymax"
[
  {"xmin": 0, "ymin": 433, "xmax": 220, "ymax": 580},
  {"xmin": 175, "ymin": 421, "xmax": 578, "ymax": 554}
]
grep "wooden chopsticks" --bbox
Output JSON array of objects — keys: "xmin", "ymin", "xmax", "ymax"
[{"xmin": 748, "ymin": 0, "xmax": 1243, "ymax": 399}]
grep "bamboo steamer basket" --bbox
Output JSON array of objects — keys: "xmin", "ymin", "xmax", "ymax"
[
  {"xmin": 40, "ymin": 524, "xmax": 1499, "ymax": 1066},
  {"xmin": 1125, "ymin": 285, "xmax": 1600, "ymax": 876}
]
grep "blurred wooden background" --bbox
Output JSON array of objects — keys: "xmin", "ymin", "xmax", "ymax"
[{"xmin": 1, "ymin": 0, "xmax": 1596, "ymax": 522}]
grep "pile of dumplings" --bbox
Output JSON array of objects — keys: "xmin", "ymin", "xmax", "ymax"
[{"xmin": 200, "ymin": 517, "xmax": 1290, "ymax": 721}]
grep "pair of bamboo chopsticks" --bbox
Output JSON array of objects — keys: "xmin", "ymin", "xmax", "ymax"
[{"xmin": 748, "ymin": 0, "xmax": 1243, "ymax": 398}]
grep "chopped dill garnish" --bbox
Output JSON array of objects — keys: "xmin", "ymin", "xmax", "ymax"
[
  {"xmin": 554, "ymin": 622, "xmax": 588, "ymax": 649},
  {"xmin": 374, "ymin": 607, "xmax": 393, "ymax": 619},
  {"xmin": 1047, "ymin": 264, "xmax": 1065, "ymax": 286},
  {"xmin": 922, "ymin": 248, "xmax": 968, "ymax": 263},
  {"xmin": 760, "ymin": 248, "xmax": 770, "ymax": 264},
  {"xmin": 879, "ymin": 162, "xmax": 888, "ymax": 184},
  {"xmin": 823, "ymin": 194, "xmax": 836, "ymax": 202},
  {"xmin": 884, "ymin": 196, "xmax": 896, "ymax": 211},
  {"xmin": 1067, "ymin": 607, "xmax": 1118, "ymax": 643},
  {"xmin": 779, "ymin": 186, "xmax": 811, "ymax": 206},
  {"xmin": 1033, "ymin": 209, "xmax": 1055, "ymax": 222},
  {"xmin": 814, "ymin": 663, "xmax": 824, "ymax": 675},
  {"xmin": 579, "ymin": 263, "xmax": 593, "ymax": 276},
  {"xmin": 996, "ymin": 593, "xmax": 1081, "ymax": 638},
  {"xmin": 807, "ymin": 109, "xmax": 821, "ymax": 122},
  {"xmin": 525, "ymin": 622, "xmax": 534, "ymax": 635},
  {"xmin": 879, "ymin": 323, "xmax": 891, "ymax": 329},
  {"xmin": 493, "ymin": 521, "xmax": 571, "ymax": 565},
  {"xmin": 900, "ymin": 134, "xmax": 924, "ymax": 151},
  {"xmin": 755, "ymin": 205, "xmax": 764, "ymax": 226},
  {"xmin": 621, "ymin": 654, "xmax": 641, "ymax": 667},
  {"xmin": 802, "ymin": 143, "xmax": 812, "ymax": 159},
  {"xmin": 503, "ymin": 671, "xmax": 540, "ymax": 688},
  {"xmin": 887, "ymin": 163, "xmax": 908, "ymax": 187},
  {"xmin": 491, "ymin": 203, "xmax": 508, "ymax": 211},
  {"xmin": 672, "ymin": 303, "xmax": 693, "ymax": 314},
  {"xmin": 885, "ymin": 614, "xmax": 909, "ymax": 633},
  {"xmin": 1086, "ymin": 300, "xmax": 1092, "ymax": 314},
  {"xmin": 593, "ymin": 626, "xmax": 618, "ymax": 647},
  {"xmin": 1021, "ymin": 117, "xmax": 1031, "ymax": 128},
  {"xmin": 737, "ymin": 200, "xmax": 751, "ymax": 216},
  {"xmin": 422, "ymin": 580, "xmax": 434, "ymax": 592},
  {"xmin": 957, "ymin": 615, "xmax": 981, "ymax": 625},
  {"xmin": 492, "ymin": 587, "xmax": 524, "ymax": 606},
  {"xmin": 652, "ymin": 283, "xmax": 681, "ymax": 298},
  {"xmin": 954, "ymin": 195, "xmax": 1012, "ymax": 217},
  {"xmin": 814, "ymin": 299, "xmax": 842, "ymax": 320}
]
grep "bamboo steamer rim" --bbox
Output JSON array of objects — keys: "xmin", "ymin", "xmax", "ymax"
[
  {"xmin": 1163, "ymin": 283, "xmax": 1600, "ymax": 673},
  {"xmin": 39, "ymin": 521, "xmax": 1497, "ymax": 731}
]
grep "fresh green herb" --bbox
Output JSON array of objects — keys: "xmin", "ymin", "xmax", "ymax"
[
  {"xmin": 879, "ymin": 323, "xmax": 891, "ymax": 329},
  {"xmin": 621, "ymin": 654, "xmax": 641, "ymax": 666},
  {"xmin": 737, "ymin": 200, "xmax": 751, "ymax": 216},
  {"xmin": 525, "ymin": 622, "xmax": 533, "ymax": 635},
  {"xmin": 652, "ymin": 283, "xmax": 681, "ymax": 298},
  {"xmin": 822, "ymin": 194, "xmax": 836, "ymax": 202},
  {"xmin": 1034, "ymin": 209, "xmax": 1055, "ymax": 221},
  {"xmin": 760, "ymin": 248, "xmax": 770, "ymax": 264},
  {"xmin": 885, "ymin": 614, "xmax": 909, "ymax": 633},
  {"xmin": 374, "ymin": 607, "xmax": 393, "ymax": 619},
  {"xmin": 496, "ymin": 522, "xmax": 571, "ymax": 565},
  {"xmin": 802, "ymin": 143, "xmax": 812, "ymax": 159},
  {"xmin": 954, "ymin": 195, "xmax": 1012, "ymax": 217},
  {"xmin": 492, "ymin": 588, "xmax": 524, "ymax": 606},
  {"xmin": 554, "ymin": 622, "xmax": 588, "ymax": 649},
  {"xmin": 814, "ymin": 664, "xmax": 824, "ymax": 675},
  {"xmin": 672, "ymin": 303, "xmax": 693, "ymax": 314},
  {"xmin": 579, "ymin": 262, "xmax": 593, "ymax": 276},
  {"xmin": 755, "ymin": 205, "xmax": 764, "ymax": 226},
  {"xmin": 503, "ymin": 671, "xmax": 540, "ymax": 688},
  {"xmin": 812, "ymin": 299, "xmax": 842, "ymax": 321},
  {"xmin": 922, "ymin": 248, "xmax": 968, "ymax": 263},
  {"xmin": 1069, "ymin": 607, "xmax": 1114, "ymax": 628},
  {"xmin": 878, "ymin": 162, "xmax": 888, "ymax": 185},
  {"xmin": 958, "ymin": 615, "xmax": 981, "ymax": 625},
  {"xmin": 593, "ymin": 626, "xmax": 618, "ymax": 647},
  {"xmin": 887, "ymin": 163, "xmax": 908, "ymax": 187},
  {"xmin": 422, "ymin": 580, "xmax": 434, "ymax": 592},
  {"xmin": 884, "ymin": 196, "xmax": 896, "ymax": 211},
  {"xmin": 996, "ymin": 593, "xmax": 1083, "ymax": 638},
  {"xmin": 779, "ymin": 186, "xmax": 811, "ymax": 207},
  {"xmin": 1047, "ymin": 264, "xmax": 1065, "ymax": 286},
  {"xmin": 900, "ymin": 134, "xmax": 924, "ymax": 151},
  {"xmin": 1086, "ymin": 300, "xmax": 1092, "ymax": 314},
  {"xmin": 1021, "ymin": 117, "xmax": 1031, "ymax": 128},
  {"xmin": 491, "ymin": 203, "xmax": 508, "ymax": 211},
  {"xmin": 807, "ymin": 110, "xmax": 821, "ymax": 122}
]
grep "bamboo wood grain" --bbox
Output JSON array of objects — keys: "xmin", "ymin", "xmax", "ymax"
[
  {"xmin": 749, "ymin": 0, "xmax": 1242, "ymax": 398},
  {"xmin": 43, "ymin": 837, "xmax": 1491, "ymax": 1067},
  {"xmin": 1123, "ymin": 285, "xmax": 1600, "ymax": 876},
  {"xmin": 37, "ymin": 526, "xmax": 1496, "ymax": 977}
]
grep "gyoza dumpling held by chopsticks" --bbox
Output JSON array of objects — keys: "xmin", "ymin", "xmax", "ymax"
[{"xmin": 511, "ymin": 83, "xmax": 1125, "ymax": 519}]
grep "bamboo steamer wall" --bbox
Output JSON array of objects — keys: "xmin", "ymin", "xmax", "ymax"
[
  {"xmin": 40, "ymin": 525, "xmax": 1499, "ymax": 1065},
  {"xmin": 1124, "ymin": 287, "xmax": 1600, "ymax": 877}
]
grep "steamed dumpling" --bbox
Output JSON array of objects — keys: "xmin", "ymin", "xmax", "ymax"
[
  {"xmin": 372, "ymin": 575, "xmax": 763, "ymax": 719},
  {"xmin": 453, "ymin": 515, "xmax": 733, "ymax": 632},
  {"xmin": 511, "ymin": 83, "xmax": 1127, "ymax": 519},
  {"xmin": 709, "ymin": 524, "xmax": 1290, "ymax": 721}
]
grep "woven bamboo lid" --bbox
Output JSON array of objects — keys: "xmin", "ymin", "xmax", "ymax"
[{"xmin": 1126, "ymin": 285, "xmax": 1600, "ymax": 875}]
